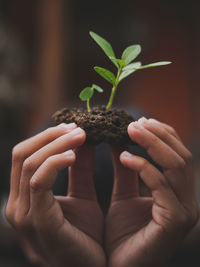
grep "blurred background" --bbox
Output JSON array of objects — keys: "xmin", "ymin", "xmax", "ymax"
[{"xmin": 0, "ymin": 0, "xmax": 200, "ymax": 266}]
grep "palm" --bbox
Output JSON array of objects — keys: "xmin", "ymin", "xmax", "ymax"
[
  {"xmin": 106, "ymin": 146, "xmax": 172, "ymax": 267},
  {"xmin": 56, "ymin": 196, "xmax": 104, "ymax": 245},
  {"xmin": 44, "ymin": 145, "xmax": 106, "ymax": 266},
  {"xmin": 106, "ymin": 196, "xmax": 157, "ymax": 265},
  {"xmin": 22, "ymin": 145, "xmax": 106, "ymax": 267}
]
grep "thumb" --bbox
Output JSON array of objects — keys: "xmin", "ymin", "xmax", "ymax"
[
  {"xmin": 110, "ymin": 145, "xmax": 139, "ymax": 201},
  {"xmin": 68, "ymin": 145, "xmax": 97, "ymax": 200}
]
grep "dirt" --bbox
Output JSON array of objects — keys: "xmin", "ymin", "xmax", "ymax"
[{"xmin": 52, "ymin": 105, "xmax": 136, "ymax": 145}]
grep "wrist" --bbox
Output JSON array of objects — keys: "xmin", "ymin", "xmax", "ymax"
[{"xmin": 39, "ymin": 228, "xmax": 106, "ymax": 267}]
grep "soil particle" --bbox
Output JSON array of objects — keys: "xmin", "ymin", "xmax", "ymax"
[{"xmin": 52, "ymin": 105, "xmax": 136, "ymax": 145}]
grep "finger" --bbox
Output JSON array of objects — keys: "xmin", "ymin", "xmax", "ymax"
[
  {"xmin": 29, "ymin": 150, "xmax": 76, "ymax": 214},
  {"xmin": 68, "ymin": 145, "xmax": 97, "ymax": 200},
  {"xmin": 128, "ymin": 121, "xmax": 185, "ymax": 170},
  {"xmin": 10, "ymin": 123, "xmax": 77, "ymax": 200},
  {"xmin": 121, "ymin": 152, "xmax": 199, "ymax": 237},
  {"xmin": 120, "ymin": 151, "xmax": 181, "ymax": 212},
  {"xmin": 141, "ymin": 118, "xmax": 181, "ymax": 140},
  {"xmin": 138, "ymin": 117, "xmax": 192, "ymax": 163},
  {"xmin": 128, "ymin": 122, "xmax": 195, "ymax": 205},
  {"xmin": 110, "ymin": 145, "xmax": 139, "ymax": 201},
  {"xmin": 18, "ymin": 128, "xmax": 85, "ymax": 214}
]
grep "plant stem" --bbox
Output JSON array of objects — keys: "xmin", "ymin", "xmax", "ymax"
[
  {"xmin": 106, "ymin": 66, "xmax": 122, "ymax": 110},
  {"xmin": 87, "ymin": 99, "xmax": 91, "ymax": 112}
]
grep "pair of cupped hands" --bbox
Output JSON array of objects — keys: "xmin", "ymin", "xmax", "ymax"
[{"xmin": 6, "ymin": 117, "xmax": 199, "ymax": 267}]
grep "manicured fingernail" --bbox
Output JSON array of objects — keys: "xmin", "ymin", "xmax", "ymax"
[
  {"xmin": 58, "ymin": 123, "xmax": 77, "ymax": 131},
  {"xmin": 121, "ymin": 151, "xmax": 132, "ymax": 159},
  {"xmin": 64, "ymin": 149, "xmax": 75, "ymax": 158},
  {"xmin": 68, "ymin": 127, "xmax": 84, "ymax": 138}
]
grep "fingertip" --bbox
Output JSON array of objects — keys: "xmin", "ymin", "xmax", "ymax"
[
  {"xmin": 138, "ymin": 117, "xmax": 148, "ymax": 124},
  {"xmin": 128, "ymin": 121, "xmax": 144, "ymax": 140},
  {"xmin": 68, "ymin": 127, "xmax": 86, "ymax": 144},
  {"xmin": 29, "ymin": 177, "xmax": 40, "ymax": 192},
  {"xmin": 63, "ymin": 149, "xmax": 76, "ymax": 160},
  {"xmin": 128, "ymin": 121, "xmax": 135, "ymax": 132},
  {"xmin": 120, "ymin": 151, "xmax": 132, "ymax": 164},
  {"xmin": 148, "ymin": 118, "xmax": 160, "ymax": 124}
]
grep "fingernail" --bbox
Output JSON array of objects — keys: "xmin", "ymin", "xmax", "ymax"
[
  {"xmin": 58, "ymin": 123, "xmax": 77, "ymax": 131},
  {"xmin": 68, "ymin": 127, "xmax": 85, "ymax": 138},
  {"xmin": 121, "ymin": 151, "xmax": 132, "ymax": 159},
  {"xmin": 130, "ymin": 121, "xmax": 144, "ymax": 130},
  {"xmin": 149, "ymin": 118, "xmax": 159, "ymax": 124},
  {"xmin": 138, "ymin": 117, "xmax": 148, "ymax": 123},
  {"xmin": 64, "ymin": 149, "xmax": 75, "ymax": 158}
]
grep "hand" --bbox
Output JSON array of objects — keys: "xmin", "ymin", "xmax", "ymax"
[
  {"xmin": 6, "ymin": 123, "xmax": 106, "ymax": 267},
  {"xmin": 106, "ymin": 118, "xmax": 199, "ymax": 267}
]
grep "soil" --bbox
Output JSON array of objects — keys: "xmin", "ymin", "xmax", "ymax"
[{"xmin": 52, "ymin": 105, "xmax": 136, "ymax": 145}]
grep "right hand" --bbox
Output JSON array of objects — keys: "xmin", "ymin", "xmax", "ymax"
[
  {"xmin": 5, "ymin": 123, "xmax": 106, "ymax": 267},
  {"xmin": 105, "ymin": 118, "xmax": 199, "ymax": 267}
]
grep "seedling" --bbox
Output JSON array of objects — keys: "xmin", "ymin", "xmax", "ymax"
[
  {"xmin": 79, "ymin": 84, "xmax": 103, "ymax": 112},
  {"xmin": 79, "ymin": 31, "xmax": 171, "ymax": 112}
]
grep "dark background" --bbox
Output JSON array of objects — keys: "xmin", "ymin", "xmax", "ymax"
[{"xmin": 0, "ymin": 0, "xmax": 200, "ymax": 266}]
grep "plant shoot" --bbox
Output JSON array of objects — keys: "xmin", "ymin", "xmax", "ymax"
[{"xmin": 79, "ymin": 32, "xmax": 171, "ymax": 111}]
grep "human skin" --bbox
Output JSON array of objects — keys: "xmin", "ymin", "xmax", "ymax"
[
  {"xmin": 5, "ymin": 123, "xmax": 106, "ymax": 267},
  {"xmin": 106, "ymin": 118, "xmax": 199, "ymax": 267},
  {"xmin": 5, "ymin": 119, "xmax": 199, "ymax": 267}
]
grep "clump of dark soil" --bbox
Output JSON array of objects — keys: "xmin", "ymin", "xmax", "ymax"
[{"xmin": 52, "ymin": 105, "xmax": 136, "ymax": 145}]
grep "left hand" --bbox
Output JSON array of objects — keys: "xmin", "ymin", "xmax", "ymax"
[
  {"xmin": 6, "ymin": 125, "xmax": 106, "ymax": 267},
  {"xmin": 105, "ymin": 118, "xmax": 199, "ymax": 267}
]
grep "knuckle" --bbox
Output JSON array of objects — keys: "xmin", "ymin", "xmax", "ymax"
[
  {"xmin": 141, "ymin": 158, "xmax": 149, "ymax": 170},
  {"xmin": 29, "ymin": 178, "xmax": 41, "ymax": 192},
  {"xmin": 159, "ymin": 126, "xmax": 167, "ymax": 137},
  {"xmin": 164, "ymin": 124, "xmax": 177, "ymax": 136},
  {"xmin": 185, "ymin": 150, "xmax": 193, "ymax": 164},
  {"xmin": 45, "ymin": 155, "xmax": 56, "ymax": 166},
  {"xmin": 14, "ymin": 213, "xmax": 28, "ymax": 230},
  {"xmin": 157, "ymin": 175, "xmax": 169, "ymax": 190},
  {"xmin": 45, "ymin": 126, "xmax": 55, "ymax": 137},
  {"xmin": 5, "ymin": 205, "xmax": 14, "ymax": 224},
  {"xmin": 22, "ymin": 157, "xmax": 36, "ymax": 174},
  {"xmin": 175, "ymin": 157, "xmax": 186, "ymax": 169},
  {"xmin": 150, "ymin": 135, "xmax": 160, "ymax": 149},
  {"xmin": 12, "ymin": 143, "xmax": 24, "ymax": 162},
  {"xmin": 45, "ymin": 125, "xmax": 63, "ymax": 138},
  {"xmin": 168, "ymin": 126, "xmax": 176, "ymax": 135}
]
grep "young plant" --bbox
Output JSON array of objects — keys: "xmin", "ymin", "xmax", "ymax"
[
  {"xmin": 79, "ymin": 31, "xmax": 171, "ymax": 111},
  {"xmin": 79, "ymin": 84, "xmax": 103, "ymax": 112}
]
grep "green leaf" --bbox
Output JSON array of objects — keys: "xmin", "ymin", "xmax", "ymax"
[
  {"xmin": 119, "ymin": 69, "xmax": 137, "ymax": 82},
  {"xmin": 89, "ymin": 31, "xmax": 118, "ymax": 67},
  {"xmin": 92, "ymin": 84, "xmax": 104, "ymax": 93},
  {"xmin": 109, "ymin": 56, "xmax": 126, "ymax": 68},
  {"xmin": 79, "ymin": 87, "xmax": 94, "ymax": 101},
  {"xmin": 94, "ymin": 66, "xmax": 116, "ymax": 84},
  {"xmin": 122, "ymin": 62, "xmax": 142, "ymax": 71},
  {"xmin": 137, "ymin": 61, "xmax": 172, "ymax": 70},
  {"xmin": 122, "ymin": 45, "xmax": 141, "ymax": 65},
  {"xmin": 119, "ymin": 62, "xmax": 142, "ymax": 82}
]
